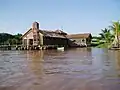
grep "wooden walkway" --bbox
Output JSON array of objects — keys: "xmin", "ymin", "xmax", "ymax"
[{"xmin": 0, "ymin": 45, "xmax": 64, "ymax": 50}]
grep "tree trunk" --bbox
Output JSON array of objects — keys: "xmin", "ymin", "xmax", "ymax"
[
  {"xmin": 118, "ymin": 35, "xmax": 119, "ymax": 48},
  {"xmin": 112, "ymin": 34, "xmax": 118, "ymax": 48}
]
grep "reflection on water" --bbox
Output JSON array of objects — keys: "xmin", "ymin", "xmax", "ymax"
[
  {"xmin": 115, "ymin": 51, "xmax": 120, "ymax": 70},
  {"xmin": 0, "ymin": 48, "xmax": 120, "ymax": 90},
  {"xmin": 28, "ymin": 50, "xmax": 44, "ymax": 79}
]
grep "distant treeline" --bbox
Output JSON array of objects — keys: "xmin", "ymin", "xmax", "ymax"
[{"xmin": 0, "ymin": 33, "xmax": 22, "ymax": 45}]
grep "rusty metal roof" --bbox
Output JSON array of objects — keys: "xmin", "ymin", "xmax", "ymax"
[
  {"xmin": 22, "ymin": 28, "xmax": 67, "ymax": 39},
  {"xmin": 22, "ymin": 28, "xmax": 91, "ymax": 39},
  {"xmin": 67, "ymin": 33, "xmax": 92, "ymax": 39},
  {"xmin": 40, "ymin": 30, "xmax": 67, "ymax": 38}
]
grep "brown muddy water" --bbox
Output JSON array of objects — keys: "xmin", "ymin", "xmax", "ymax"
[{"xmin": 0, "ymin": 48, "xmax": 120, "ymax": 90}]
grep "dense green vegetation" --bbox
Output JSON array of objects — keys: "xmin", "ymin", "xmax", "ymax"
[
  {"xmin": 0, "ymin": 33, "xmax": 22, "ymax": 45},
  {"xmin": 92, "ymin": 21, "xmax": 120, "ymax": 48}
]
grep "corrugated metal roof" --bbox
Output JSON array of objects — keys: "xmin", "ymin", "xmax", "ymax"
[
  {"xmin": 67, "ymin": 33, "xmax": 92, "ymax": 39},
  {"xmin": 40, "ymin": 30, "xmax": 67, "ymax": 38},
  {"xmin": 22, "ymin": 28, "xmax": 67, "ymax": 39}
]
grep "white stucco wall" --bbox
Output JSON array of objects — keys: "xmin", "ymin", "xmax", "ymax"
[
  {"xmin": 39, "ymin": 32, "xmax": 43, "ymax": 45},
  {"xmin": 23, "ymin": 31, "xmax": 34, "ymax": 40}
]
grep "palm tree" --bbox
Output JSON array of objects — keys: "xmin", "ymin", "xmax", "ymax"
[
  {"xmin": 99, "ymin": 28, "xmax": 112, "ymax": 44},
  {"xmin": 99, "ymin": 28, "xmax": 108, "ymax": 39},
  {"xmin": 109, "ymin": 21, "xmax": 120, "ymax": 47}
]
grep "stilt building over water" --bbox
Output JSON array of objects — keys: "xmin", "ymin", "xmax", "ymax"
[
  {"xmin": 67, "ymin": 33, "xmax": 92, "ymax": 47},
  {"xmin": 21, "ymin": 22, "xmax": 68, "ymax": 49},
  {"xmin": 21, "ymin": 22, "xmax": 92, "ymax": 50}
]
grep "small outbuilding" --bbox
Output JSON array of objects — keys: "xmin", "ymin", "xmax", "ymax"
[{"xmin": 67, "ymin": 33, "xmax": 92, "ymax": 47}]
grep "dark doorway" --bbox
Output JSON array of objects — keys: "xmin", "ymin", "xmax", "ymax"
[{"xmin": 29, "ymin": 39, "xmax": 33, "ymax": 45}]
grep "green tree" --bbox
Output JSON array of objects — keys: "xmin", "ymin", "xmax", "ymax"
[
  {"xmin": 7, "ymin": 39, "xmax": 12, "ymax": 45},
  {"xmin": 99, "ymin": 28, "xmax": 112, "ymax": 44},
  {"xmin": 109, "ymin": 21, "xmax": 120, "ymax": 47},
  {"xmin": 0, "ymin": 33, "xmax": 22, "ymax": 45},
  {"xmin": 13, "ymin": 33, "xmax": 22, "ymax": 45}
]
